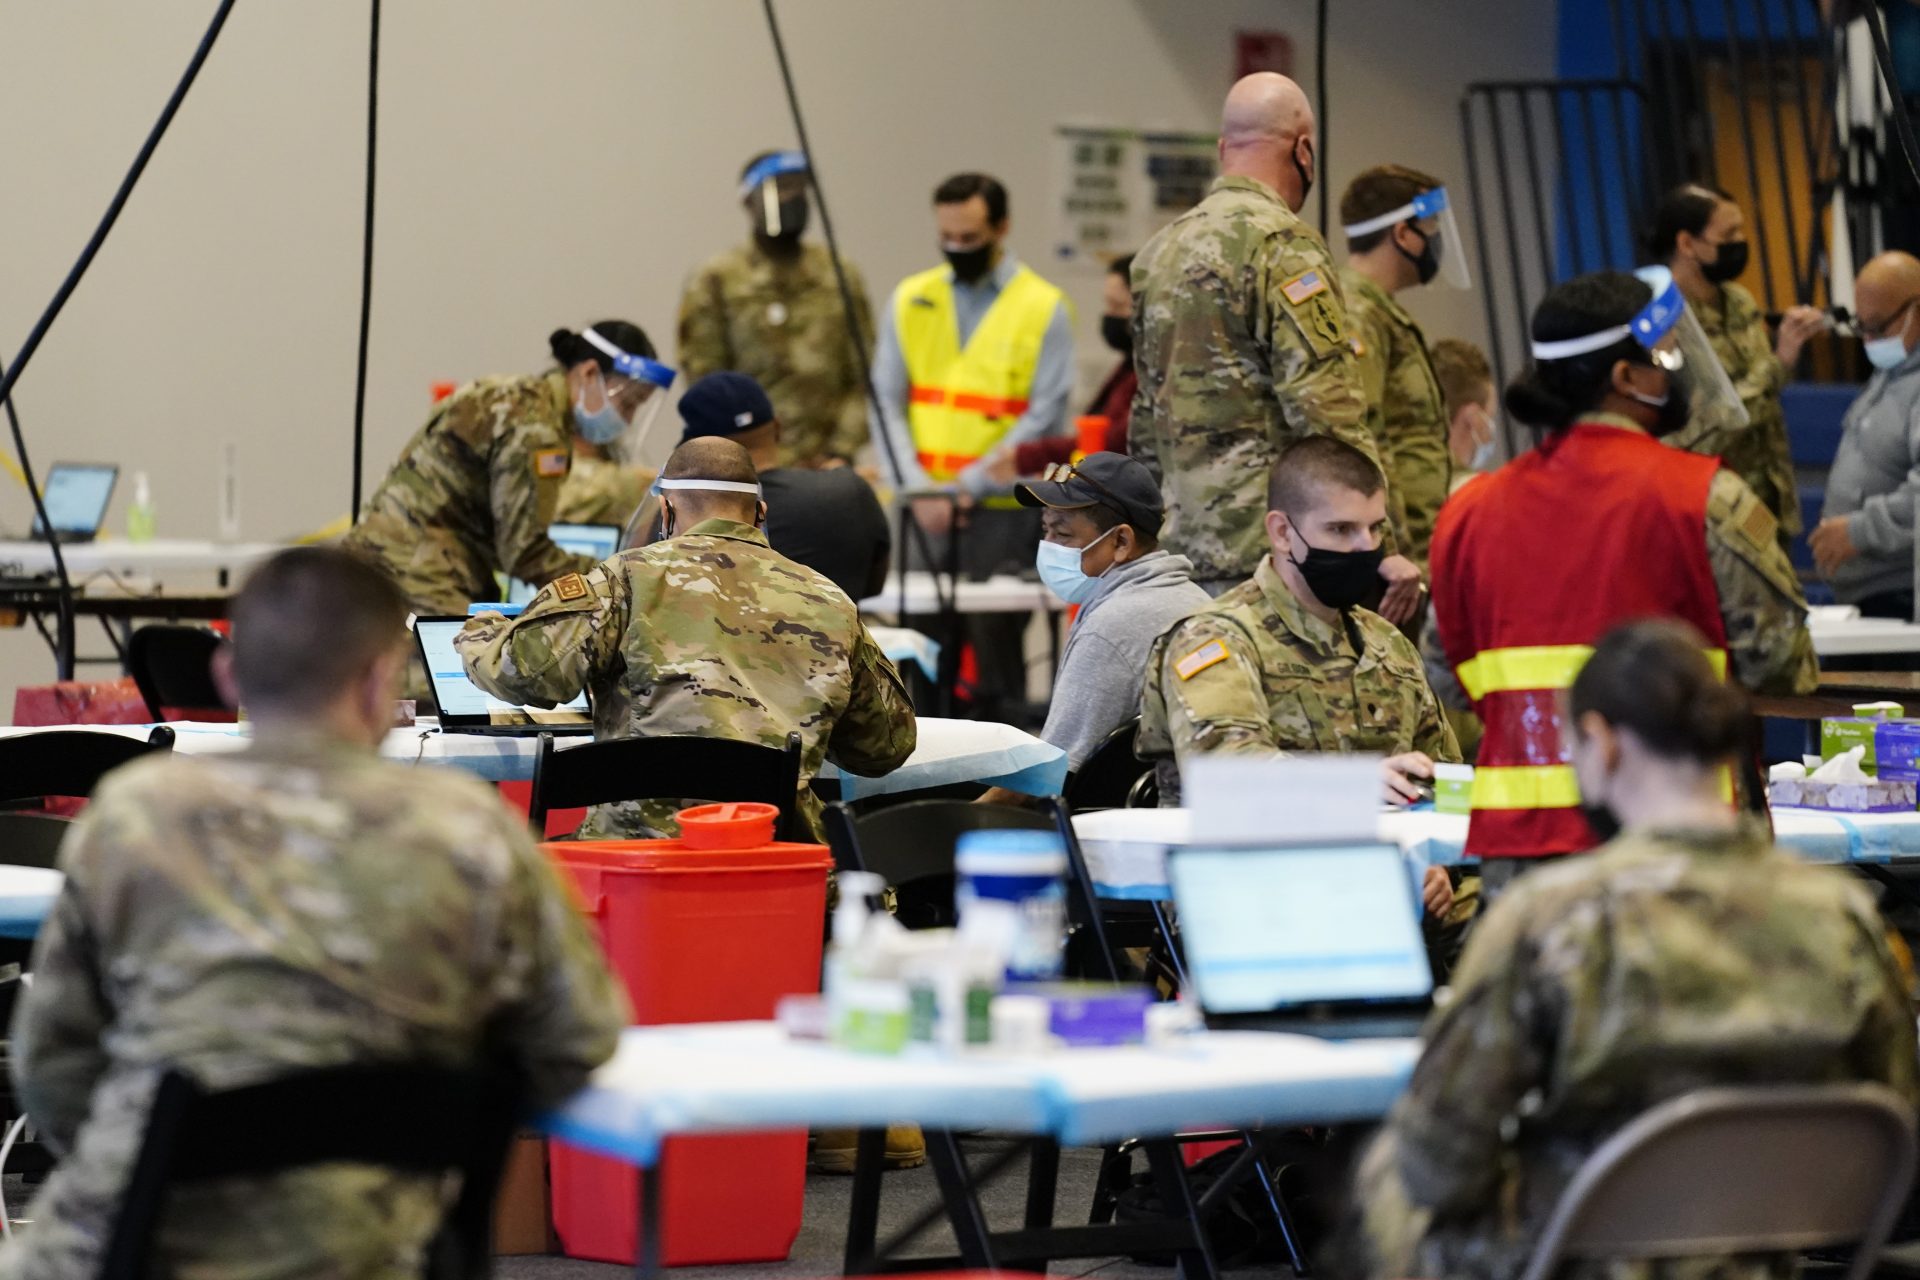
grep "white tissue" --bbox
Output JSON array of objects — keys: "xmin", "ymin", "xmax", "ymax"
[
  {"xmin": 1769, "ymin": 761, "xmax": 1808, "ymax": 781},
  {"xmin": 1810, "ymin": 746, "xmax": 1871, "ymax": 783}
]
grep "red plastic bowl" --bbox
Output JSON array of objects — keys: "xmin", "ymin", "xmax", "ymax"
[{"xmin": 676, "ymin": 802, "xmax": 779, "ymax": 850}]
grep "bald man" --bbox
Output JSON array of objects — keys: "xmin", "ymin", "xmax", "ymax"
[
  {"xmin": 1812, "ymin": 251, "xmax": 1920, "ymax": 617},
  {"xmin": 457, "ymin": 436, "xmax": 917, "ymax": 840},
  {"xmin": 1129, "ymin": 73, "xmax": 1421, "ymax": 618}
]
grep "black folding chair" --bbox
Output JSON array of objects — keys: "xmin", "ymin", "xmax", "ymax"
[
  {"xmin": 0, "ymin": 725, "xmax": 175, "ymax": 808},
  {"xmin": 1062, "ymin": 718, "xmax": 1152, "ymax": 814},
  {"xmin": 100, "ymin": 1060, "xmax": 523, "ymax": 1280},
  {"xmin": 527, "ymin": 731, "xmax": 803, "ymax": 840},
  {"xmin": 127, "ymin": 624, "xmax": 230, "ymax": 721}
]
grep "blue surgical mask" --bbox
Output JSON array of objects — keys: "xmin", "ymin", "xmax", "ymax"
[
  {"xmin": 1469, "ymin": 437, "xmax": 1498, "ymax": 471},
  {"xmin": 1035, "ymin": 527, "xmax": 1117, "ymax": 605},
  {"xmin": 1866, "ymin": 333, "xmax": 1912, "ymax": 371},
  {"xmin": 573, "ymin": 380, "xmax": 628, "ymax": 445}
]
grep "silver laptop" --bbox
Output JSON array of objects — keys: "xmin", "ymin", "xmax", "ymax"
[
  {"xmin": 413, "ymin": 616, "xmax": 591, "ymax": 736},
  {"xmin": 1167, "ymin": 842, "xmax": 1434, "ymax": 1040},
  {"xmin": 506, "ymin": 523, "xmax": 621, "ymax": 605},
  {"xmin": 32, "ymin": 463, "xmax": 118, "ymax": 543}
]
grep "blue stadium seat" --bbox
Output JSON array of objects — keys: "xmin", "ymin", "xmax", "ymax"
[{"xmin": 1781, "ymin": 383, "xmax": 1856, "ymax": 468}]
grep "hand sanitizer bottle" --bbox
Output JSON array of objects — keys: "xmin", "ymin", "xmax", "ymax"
[{"xmin": 126, "ymin": 472, "xmax": 155, "ymax": 543}]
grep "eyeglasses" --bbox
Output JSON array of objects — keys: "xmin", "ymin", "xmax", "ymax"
[{"xmin": 1860, "ymin": 297, "xmax": 1918, "ymax": 341}]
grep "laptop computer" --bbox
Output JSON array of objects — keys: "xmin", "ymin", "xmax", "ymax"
[
  {"xmin": 413, "ymin": 615, "xmax": 592, "ymax": 736},
  {"xmin": 32, "ymin": 463, "xmax": 118, "ymax": 543},
  {"xmin": 506, "ymin": 523, "xmax": 621, "ymax": 605},
  {"xmin": 1167, "ymin": 842, "xmax": 1434, "ymax": 1040}
]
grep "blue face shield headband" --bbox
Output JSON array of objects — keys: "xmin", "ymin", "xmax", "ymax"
[
  {"xmin": 1341, "ymin": 186, "xmax": 1471, "ymax": 289},
  {"xmin": 580, "ymin": 327, "xmax": 676, "ymax": 391},
  {"xmin": 738, "ymin": 151, "xmax": 809, "ymax": 199}
]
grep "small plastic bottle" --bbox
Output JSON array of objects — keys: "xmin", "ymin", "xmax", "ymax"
[{"xmin": 126, "ymin": 472, "xmax": 155, "ymax": 543}]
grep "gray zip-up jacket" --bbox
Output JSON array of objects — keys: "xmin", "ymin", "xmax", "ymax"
[
  {"xmin": 1042, "ymin": 549, "xmax": 1212, "ymax": 771},
  {"xmin": 1825, "ymin": 348, "xmax": 1920, "ymax": 604}
]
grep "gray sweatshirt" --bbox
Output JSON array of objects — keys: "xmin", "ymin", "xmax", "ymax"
[
  {"xmin": 1042, "ymin": 549, "xmax": 1212, "ymax": 770},
  {"xmin": 1825, "ymin": 347, "xmax": 1920, "ymax": 603}
]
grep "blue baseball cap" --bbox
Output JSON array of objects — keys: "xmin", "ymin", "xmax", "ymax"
[{"xmin": 678, "ymin": 372, "xmax": 776, "ymax": 441}]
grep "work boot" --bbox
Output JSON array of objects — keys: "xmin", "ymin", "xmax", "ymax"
[{"xmin": 810, "ymin": 1125, "xmax": 926, "ymax": 1174}]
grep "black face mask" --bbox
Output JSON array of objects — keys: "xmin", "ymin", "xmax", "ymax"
[
  {"xmin": 1292, "ymin": 141, "xmax": 1315, "ymax": 209},
  {"xmin": 1580, "ymin": 802, "xmax": 1623, "ymax": 844},
  {"xmin": 1288, "ymin": 525, "xmax": 1384, "ymax": 612},
  {"xmin": 756, "ymin": 195, "xmax": 810, "ymax": 245},
  {"xmin": 1397, "ymin": 225, "xmax": 1440, "ymax": 286},
  {"xmin": 1700, "ymin": 239, "xmax": 1748, "ymax": 284},
  {"xmin": 1101, "ymin": 314, "xmax": 1132, "ymax": 356},
  {"xmin": 944, "ymin": 243, "xmax": 995, "ymax": 284},
  {"xmin": 1623, "ymin": 364, "xmax": 1692, "ymax": 438}
]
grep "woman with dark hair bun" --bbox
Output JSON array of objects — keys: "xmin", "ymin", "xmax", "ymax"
[
  {"xmin": 1349, "ymin": 618, "xmax": 1919, "ymax": 1280},
  {"xmin": 1427, "ymin": 271, "xmax": 1817, "ymax": 893},
  {"xmin": 344, "ymin": 320, "xmax": 674, "ymax": 625},
  {"xmin": 1650, "ymin": 182, "xmax": 1829, "ymax": 548}
]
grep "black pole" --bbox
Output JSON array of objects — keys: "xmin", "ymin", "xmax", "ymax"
[
  {"xmin": 1316, "ymin": 0, "xmax": 1331, "ymax": 234},
  {"xmin": 1514, "ymin": 88, "xmax": 1557, "ymax": 291},
  {"xmin": 0, "ymin": 0, "xmax": 237, "ymax": 680},
  {"xmin": 1866, "ymin": 0, "xmax": 1920, "ymax": 188},
  {"xmin": 350, "ymin": 0, "xmax": 380, "ymax": 524},
  {"xmin": 1460, "ymin": 91, "xmax": 1514, "ymax": 452},
  {"xmin": 1549, "ymin": 87, "xmax": 1587, "ymax": 275}
]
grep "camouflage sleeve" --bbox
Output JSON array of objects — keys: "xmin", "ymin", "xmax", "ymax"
[
  {"xmin": 1400, "ymin": 636, "xmax": 1461, "ymax": 765},
  {"xmin": 676, "ymin": 263, "xmax": 731, "ymax": 384},
  {"xmin": 1841, "ymin": 888, "xmax": 1920, "ymax": 1108},
  {"xmin": 455, "ymin": 565, "xmax": 627, "ymax": 707},
  {"xmin": 487, "ymin": 805, "xmax": 629, "ymax": 1111},
  {"xmin": 493, "ymin": 418, "xmax": 594, "ymax": 587},
  {"xmin": 1348, "ymin": 302, "xmax": 1414, "ymax": 553},
  {"xmin": 1729, "ymin": 290, "xmax": 1787, "ymax": 403},
  {"xmin": 12, "ymin": 812, "xmax": 113, "ymax": 1152},
  {"xmin": 1705, "ymin": 469, "xmax": 1818, "ymax": 695},
  {"xmin": 825, "ymin": 625, "xmax": 918, "ymax": 776},
  {"xmin": 1153, "ymin": 614, "xmax": 1279, "ymax": 758},
  {"xmin": 831, "ymin": 262, "xmax": 875, "ymax": 462}
]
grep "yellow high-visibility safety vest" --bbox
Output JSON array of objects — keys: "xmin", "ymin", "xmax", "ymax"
[{"xmin": 894, "ymin": 263, "xmax": 1067, "ymax": 481}]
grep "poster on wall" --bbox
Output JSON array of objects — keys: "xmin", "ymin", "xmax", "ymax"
[{"xmin": 1052, "ymin": 126, "xmax": 1219, "ymax": 272}]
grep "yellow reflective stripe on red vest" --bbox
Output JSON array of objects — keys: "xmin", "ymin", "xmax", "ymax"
[
  {"xmin": 1458, "ymin": 644, "xmax": 1729, "ymax": 699},
  {"xmin": 1472, "ymin": 764, "xmax": 1582, "ymax": 810}
]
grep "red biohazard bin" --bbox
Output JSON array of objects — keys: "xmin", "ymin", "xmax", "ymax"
[{"xmin": 543, "ymin": 814, "xmax": 831, "ymax": 1268}]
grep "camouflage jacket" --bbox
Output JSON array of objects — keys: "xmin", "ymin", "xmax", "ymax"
[
  {"xmin": 677, "ymin": 241, "xmax": 874, "ymax": 467},
  {"xmin": 5, "ymin": 734, "xmax": 626, "ymax": 1280},
  {"xmin": 1670, "ymin": 282, "xmax": 1802, "ymax": 539},
  {"xmin": 1128, "ymin": 175, "xmax": 1387, "ymax": 585},
  {"xmin": 343, "ymin": 371, "xmax": 592, "ymax": 614},
  {"xmin": 1138, "ymin": 555, "xmax": 1458, "ymax": 798},
  {"xmin": 1349, "ymin": 819, "xmax": 1919, "ymax": 1280},
  {"xmin": 455, "ymin": 518, "xmax": 916, "ymax": 840},
  {"xmin": 555, "ymin": 454, "xmax": 654, "ymax": 531},
  {"xmin": 1341, "ymin": 267, "xmax": 1451, "ymax": 567}
]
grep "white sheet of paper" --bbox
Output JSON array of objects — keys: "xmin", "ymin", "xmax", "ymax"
[{"xmin": 1186, "ymin": 754, "xmax": 1382, "ymax": 844}]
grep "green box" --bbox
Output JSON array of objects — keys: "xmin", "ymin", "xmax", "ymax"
[
  {"xmin": 1433, "ymin": 764, "xmax": 1474, "ymax": 815},
  {"xmin": 1822, "ymin": 718, "xmax": 1882, "ymax": 771}
]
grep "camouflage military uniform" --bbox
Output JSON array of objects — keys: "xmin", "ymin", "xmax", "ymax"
[
  {"xmin": 1340, "ymin": 267, "xmax": 1451, "ymax": 566},
  {"xmin": 343, "ymin": 371, "xmax": 593, "ymax": 615},
  {"xmin": 4, "ymin": 734, "xmax": 626, "ymax": 1280},
  {"xmin": 456, "ymin": 518, "xmax": 916, "ymax": 840},
  {"xmin": 1129, "ymin": 175, "xmax": 1392, "ymax": 589},
  {"xmin": 1670, "ymin": 282, "xmax": 1803, "ymax": 543},
  {"xmin": 678, "ymin": 241, "xmax": 874, "ymax": 468},
  {"xmin": 1138, "ymin": 555, "xmax": 1458, "ymax": 794},
  {"xmin": 556, "ymin": 454, "xmax": 655, "ymax": 531},
  {"xmin": 1348, "ymin": 818, "xmax": 1919, "ymax": 1280}
]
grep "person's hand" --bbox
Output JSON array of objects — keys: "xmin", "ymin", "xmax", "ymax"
[
  {"xmin": 1376, "ymin": 554, "xmax": 1425, "ymax": 625},
  {"xmin": 910, "ymin": 494, "xmax": 957, "ymax": 540},
  {"xmin": 818, "ymin": 456, "xmax": 849, "ymax": 471},
  {"xmin": 1421, "ymin": 865, "xmax": 1454, "ymax": 918},
  {"xmin": 1810, "ymin": 516, "xmax": 1861, "ymax": 577},
  {"xmin": 983, "ymin": 445, "xmax": 1019, "ymax": 487},
  {"xmin": 1775, "ymin": 305, "xmax": 1829, "ymax": 367},
  {"xmin": 1380, "ymin": 751, "xmax": 1436, "ymax": 804}
]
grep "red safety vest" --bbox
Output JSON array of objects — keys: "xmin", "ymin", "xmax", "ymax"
[{"xmin": 1429, "ymin": 421, "xmax": 1728, "ymax": 859}]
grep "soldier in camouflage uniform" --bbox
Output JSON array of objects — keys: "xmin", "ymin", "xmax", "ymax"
[
  {"xmin": 1338, "ymin": 165, "xmax": 1457, "ymax": 568},
  {"xmin": 5, "ymin": 548, "xmax": 626, "ymax": 1280},
  {"xmin": 678, "ymin": 151, "xmax": 874, "ymax": 469},
  {"xmin": 458, "ymin": 437, "xmax": 916, "ymax": 842},
  {"xmin": 344, "ymin": 321, "xmax": 668, "ymax": 615},
  {"xmin": 1130, "ymin": 74, "xmax": 1422, "ymax": 623},
  {"xmin": 556, "ymin": 453, "xmax": 655, "ymax": 530},
  {"xmin": 1348, "ymin": 622, "xmax": 1917, "ymax": 1280}
]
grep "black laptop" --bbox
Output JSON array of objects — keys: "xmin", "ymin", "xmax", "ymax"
[
  {"xmin": 32, "ymin": 463, "xmax": 118, "ymax": 543},
  {"xmin": 1167, "ymin": 842, "xmax": 1434, "ymax": 1040},
  {"xmin": 412, "ymin": 616, "xmax": 592, "ymax": 736}
]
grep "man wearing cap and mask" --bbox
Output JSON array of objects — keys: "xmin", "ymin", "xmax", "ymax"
[
  {"xmin": 678, "ymin": 151, "xmax": 875, "ymax": 470},
  {"xmin": 457, "ymin": 436, "xmax": 916, "ymax": 842},
  {"xmin": 1338, "ymin": 164, "xmax": 1470, "ymax": 570},
  {"xmin": 1812, "ymin": 250, "xmax": 1920, "ymax": 618},
  {"xmin": 975, "ymin": 453, "xmax": 1209, "ymax": 804}
]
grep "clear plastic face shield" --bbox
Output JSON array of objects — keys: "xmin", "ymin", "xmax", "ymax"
[
  {"xmin": 579, "ymin": 327, "xmax": 677, "ymax": 461},
  {"xmin": 740, "ymin": 151, "xmax": 811, "ymax": 240},
  {"xmin": 1341, "ymin": 185, "xmax": 1471, "ymax": 290}
]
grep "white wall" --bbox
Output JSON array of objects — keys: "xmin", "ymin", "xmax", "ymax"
[{"xmin": 0, "ymin": 0, "xmax": 1553, "ymax": 709}]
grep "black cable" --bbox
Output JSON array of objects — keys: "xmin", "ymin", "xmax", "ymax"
[
  {"xmin": 0, "ymin": 0, "xmax": 237, "ymax": 680},
  {"xmin": 1865, "ymin": 0, "xmax": 1920, "ymax": 191},
  {"xmin": 350, "ymin": 0, "xmax": 380, "ymax": 524},
  {"xmin": 1316, "ymin": 0, "xmax": 1330, "ymax": 234}
]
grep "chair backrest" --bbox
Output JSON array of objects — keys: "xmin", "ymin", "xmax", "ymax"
[
  {"xmin": 1062, "ymin": 717, "xmax": 1151, "ymax": 814},
  {"xmin": 0, "ymin": 725, "xmax": 175, "ymax": 808},
  {"xmin": 528, "ymin": 731, "xmax": 804, "ymax": 841},
  {"xmin": 1518, "ymin": 1084, "xmax": 1918, "ymax": 1280},
  {"xmin": 823, "ymin": 796, "xmax": 1120, "ymax": 979},
  {"xmin": 101, "ymin": 1060, "xmax": 523, "ymax": 1280},
  {"xmin": 127, "ymin": 625, "xmax": 231, "ymax": 722},
  {"xmin": 0, "ymin": 811, "xmax": 73, "ymax": 870}
]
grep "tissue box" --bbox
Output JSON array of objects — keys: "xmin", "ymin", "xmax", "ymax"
[
  {"xmin": 1824, "ymin": 719, "xmax": 1890, "ymax": 771},
  {"xmin": 1769, "ymin": 777, "xmax": 1917, "ymax": 813},
  {"xmin": 1878, "ymin": 720, "xmax": 1920, "ymax": 784},
  {"xmin": 1433, "ymin": 764, "xmax": 1473, "ymax": 815}
]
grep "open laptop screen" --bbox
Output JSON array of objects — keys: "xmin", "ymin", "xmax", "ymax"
[
  {"xmin": 1169, "ymin": 844, "xmax": 1433, "ymax": 1014},
  {"xmin": 506, "ymin": 523, "xmax": 621, "ymax": 605},
  {"xmin": 414, "ymin": 617, "xmax": 588, "ymax": 726},
  {"xmin": 33, "ymin": 464, "xmax": 118, "ymax": 538}
]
